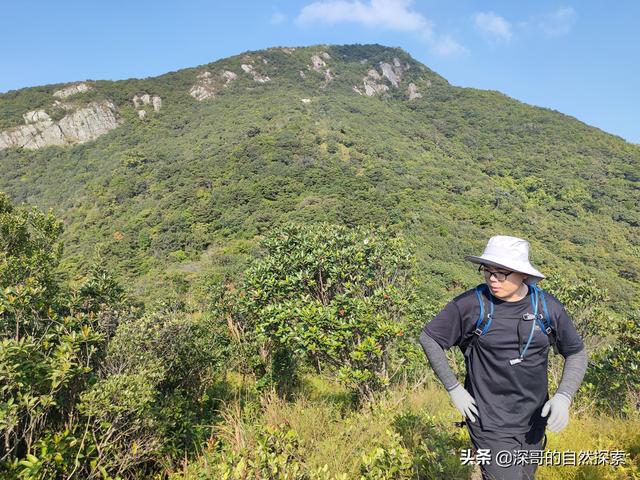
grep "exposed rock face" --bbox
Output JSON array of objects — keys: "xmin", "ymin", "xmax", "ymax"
[
  {"xmin": 53, "ymin": 82, "xmax": 92, "ymax": 98},
  {"xmin": 363, "ymin": 76, "xmax": 389, "ymax": 96},
  {"xmin": 190, "ymin": 71, "xmax": 216, "ymax": 100},
  {"xmin": 23, "ymin": 110, "xmax": 51, "ymax": 124},
  {"xmin": 301, "ymin": 98, "xmax": 311, "ymax": 103},
  {"xmin": 353, "ymin": 57, "xmax": 422, "ymax": 99},
  {"xmin": 190, "ymin": 70, "xmax": 239, "ymax": 100},
  {"xmin": 407, "ymin": 83, "xmax": 422, "ymax": 100},
  {"xmin": 138, "ymin": 110, "xmax": 146, "ymax": 119},
  {"xmin": 190, "ymin": 85, "xmax": 214, "ymax": 101},
  {"xmin": 0, "ymin": 118, "xmax": 65, "ymax": 149},
  {"xmin": 240, "ymin": 64, "xmax": 271, "ymax": 83},
  {"xmin": 222, "ymin": 70, "xmax": 237, "ymax": 85},
  {"xmin": 311, "ymin": 55, "xmax": 326, "ymax": 70},
  {"xmin": 354, "ymin": 68, "xmax": 389, "ymax": 96},
  {"xmin": 380, "ymin": 62, "xmax": 400, "ymax": 87},
  {"xmin": 367, "ymin": 69, "xmax": 382, "ymax": 80},
  {"xmin": 0, "ymin": 101, "xmax": 119, "ymax": 150},
  {"xmin": 52, "ymin": 100, "xmax": 74, "ymax": 111},
  {"xmin": 132, "ymin": 93, "xmax": 162, "ymax": 112},
  {"xmin": 324, "ymin": 69, "xmax": 334, "ymax": 83},
  {"xmin": 309, "ymin": 53, "xmax": 333, "ymax": 87}
]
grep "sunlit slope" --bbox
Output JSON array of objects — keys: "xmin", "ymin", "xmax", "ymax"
[{"xmin": 0, "ymin": 44, "xmax": 637, "ymax": 309}]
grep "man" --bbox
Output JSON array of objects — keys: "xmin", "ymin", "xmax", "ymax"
[{"xmin": 419, "ymin": 235, "xmax": 588, "ymax": 480}]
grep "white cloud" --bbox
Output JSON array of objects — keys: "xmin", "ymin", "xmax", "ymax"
[
  {"xmin": 297, "ymin": 0, "xmax": 430, "ymax": 32},
  {"xmin": 474, "ymin": 11, "xmax": 512, "ymax": 43},
  {"xmin": 296, "ymin": 0, "xmax": 465, "ymax": 56},
  {"xmin": 537, "ymin": 7, "xmax": 575, "ymax": 37},
  {"xmin": 517, "ymin": 7, "xmax": 576, "ymax": 38},
  {"xmin": 270, "ymin": 12, "xmax": 287, "ymax": 25},
  {"xmin": 432, "ymin": 34, "xmax": 468, "ymax": 56}
]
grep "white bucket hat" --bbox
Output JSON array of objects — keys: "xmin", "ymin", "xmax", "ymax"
[{"xmin": 465, "ymin": 235, "xmax": 545, "ymax": 284}]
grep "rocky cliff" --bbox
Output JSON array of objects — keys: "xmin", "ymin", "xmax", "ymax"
[
  {"xmin": 1, "ymin": 48, "xmax": 427, "ymax": 151},
  {"xmin": 0, "ymin": 100, "xmax": 120, "ymax": 150}
]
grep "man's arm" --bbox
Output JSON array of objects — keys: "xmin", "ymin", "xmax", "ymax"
[
  {"xmin": 419, "ymin": 330, "xmax": 479, "ymax": 422},
  {"xmin": 541, "ymin": 347, "xmax": 588, "ymax": 432},
  {"xmin": 418, "ymin": 330, "xmax": 460, "ymax": 391},
  {"xmin": 555, "ymin": 347, "xmax": 589, "ymax": 402}
]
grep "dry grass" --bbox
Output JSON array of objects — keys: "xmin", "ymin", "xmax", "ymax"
[
  {"xmin": 172, "ymin": 374, "xmax": 640, "ymax": 479},
  {"xmin": 537, "ymin": 415, "xmax": 640, "ymax": 479}
]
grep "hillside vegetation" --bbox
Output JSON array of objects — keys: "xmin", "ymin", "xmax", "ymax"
[
  {"xmin": 0, "ymin": 44, "xmax": 637, "ymax": 311},
  {"xmin": 0, "ymin": 44, "xmax": 638, "ymax": 479}
]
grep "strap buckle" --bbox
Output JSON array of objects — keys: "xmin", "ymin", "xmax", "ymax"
[
  {"xmin": 545, "ymin": 326, "xmax": 552, "ymax": 335},
  {"xmin": 474, "ymin": 328, "xmax": 483, "ymax": 336}
]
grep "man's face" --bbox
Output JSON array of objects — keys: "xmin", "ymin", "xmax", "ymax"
[{"xmin": 481, "ymin": 265, "xmax": 528, "ymax": 299}]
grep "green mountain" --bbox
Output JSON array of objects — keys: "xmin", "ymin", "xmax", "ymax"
[{"xmin": 0, "ymin": 44, "xmax": 638, "ymax": 311}]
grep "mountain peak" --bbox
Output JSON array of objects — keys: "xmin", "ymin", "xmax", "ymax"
[
  {"xmin": 0, "ymin": 44, "xmax": 638, "ymax": 308},
  {"xmin": 0, "ymin": 43, "xmax": 443, "ymax": 151}
]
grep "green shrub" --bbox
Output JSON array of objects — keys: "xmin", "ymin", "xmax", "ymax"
[
  {"xmin": 582, "ymin": 313, "xmax": 640, "ymax": 416},
  {"xmin": 228, "ymin": 221, "xmax": 416, "ymax": 403},
  {"xmin": 392, "ymin": 411, "xmax": 472, "ymax": 479},
  {"xmin": 358, "ymin": 429, "xmax": 414, "ymax": 479},
  {"xmin": 186, "ymin": 423, "xmax": 310, "ymax": 480}
]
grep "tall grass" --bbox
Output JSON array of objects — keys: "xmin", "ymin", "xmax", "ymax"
[{"xmin": 171, "ymin": 374, "xmax": 639, "ymax": 479}]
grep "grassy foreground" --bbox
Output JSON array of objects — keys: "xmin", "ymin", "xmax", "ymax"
[{"xmin": 170, "ymin": 374, "xmax": 640, "ymax": 479}]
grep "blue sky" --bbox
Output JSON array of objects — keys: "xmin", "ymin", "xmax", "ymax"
[{"xmin": 2, "ymin": 1, "xmax": 638, "ymax": 143}]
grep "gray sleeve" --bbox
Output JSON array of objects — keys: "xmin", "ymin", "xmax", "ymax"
[
  {"xmin": 555, "ymin": 347, "xmax": 588, "ymax": 402},
  {"xmin": 418, "ymin": 330, "xmax": 460, "ymax": 391}
]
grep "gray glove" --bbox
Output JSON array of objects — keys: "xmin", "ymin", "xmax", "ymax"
[
  {"xmin": 448, "ymin": 384, "xmax": 479, "ymax": 423},
  {"xmin": 541, "ymin": 393, "xmax": 571, "ymax": 432}
]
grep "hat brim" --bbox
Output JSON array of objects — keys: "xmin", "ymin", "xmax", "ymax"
[{"xmin": 464, "ymin": 254, "xmax": 546, "ymax": 282}]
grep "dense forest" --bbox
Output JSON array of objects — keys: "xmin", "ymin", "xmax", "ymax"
[{"xmin": 0, "ymin": 44, "xmax": 638, "ymax": 479}]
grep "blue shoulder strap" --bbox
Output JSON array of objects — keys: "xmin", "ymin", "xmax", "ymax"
[
  {"xmin": 539, "ymin": 289, "xmax": 552, "ymax": 333},
  {"xmin": 463, "ymin": 285, "xmax": 494, "ymax": 357},
  {"xmin": 473, "ymin": 284, "xmax": 494, "ymax": 335},
  {"xmin": 530, "ymin": 284, "xmax": 554, "ymax": 336}
]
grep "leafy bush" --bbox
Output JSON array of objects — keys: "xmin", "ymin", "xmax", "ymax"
[
  {"xmin": 226, "ymin": 221, "xmax": 416, "ymax": 403},
  {"xmin": 0, "ymin": 193, "xmax": 134, "ymax": 479},
  {"xmin": 542, "ymin": 275, "xmax": 613, "ymax": 344},
  {"xmin": 101, "ymin": 300, "xmax": 231, "ymax": 464},
  {"xmin": 180, "ymin": 423, "xmax": 311, "ymax": 480},
  {"xmin": 358, "ymin": 429, "xmax": 414, "ymax": 479},
  {"xmin": 582, "ymin": 313, "xmax": 640, "ymax": 415},
  {"xmin": 392, "ymin": 411, "xmax": 472, "ymax": 479},
  {"xmin": 0, "ymin": 192, "xmax": 64, "ymax": 338}
]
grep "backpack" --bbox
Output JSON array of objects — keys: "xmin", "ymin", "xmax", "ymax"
[{"xmin": 462, "ymin": 283, "xmax": 559, "ymax": 359}]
